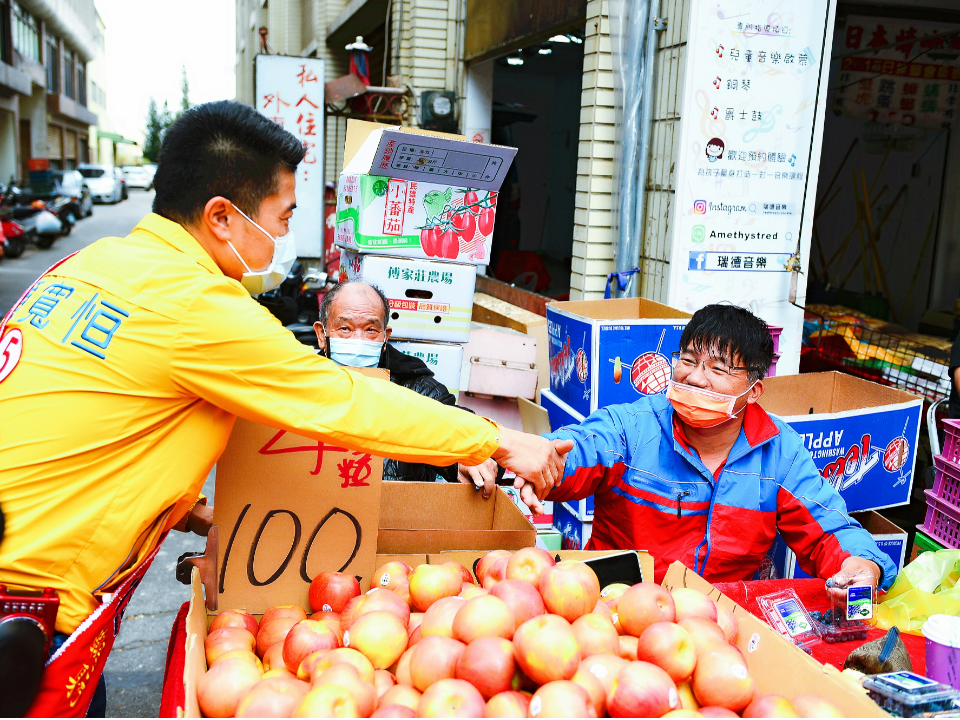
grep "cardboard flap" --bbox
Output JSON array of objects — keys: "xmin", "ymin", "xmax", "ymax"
[
  {"xmin": 762, "ymin": 371, "xmax": 920, "ymax": 417},
  {"xmin": 518, "ymin": 397, "xmax": 551, "ymax": 436},
  {"xmin": 549, "ymin": 298, "xmax": 692, "ymax": 322},
  {"xmin": 343, "ymin": 119, "xmax": 468, "ymax": 170},
  {"xmin": 182, "ymin": 568, "xmax": 208, "ymax": 719}
]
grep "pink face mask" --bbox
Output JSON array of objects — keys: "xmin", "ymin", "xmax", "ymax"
[{"xmin": 667, "ymin": 380, "xmax": 756, "ymax": 428}]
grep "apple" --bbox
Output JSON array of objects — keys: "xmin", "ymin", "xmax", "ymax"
[
  {"xmin": 444, "ymin": 561, "xmax": 475, "ymax": 585},
  {"xmin": 309, "ymin": 571, "xmax": 361, "ymax": 614},
  {"xmin": 661, "ymin": 711, "xmax": 705, "ymax": 718},
  {"xmin": 374, "ymin": 669, "xmax": 396, "ymax": 699},
  {"xmin": 354, "ymin": 587, "xmax": 412, "ymax": 627},
  {"xmin": 205, "ymin": 627, "xmax": 256, "ymax": 665},
  {"xmin": 506, "ymin": 547, "xmax": 556, "ymax": 587},
  {"xmin": 529, "ymin": 680, "xmax": 594, "ymax": 718},
  {"xmin": 300, "ymin": 646, "xmax": 375, "ymax": 684},
  {"xmin": 607, "ymin": 660, "xmax": 679, "ymax": 718},
  {"xmin": 691, "ymin": 646, "xmax": 756, "ymax": 712},
  {"xmin": 618, "ymin": 635, "xmax": 639, "ymax": 661},
  {"xmin": 678, "ymin": 680, "xmax": 700, "ymax": 711},
  {"xmin": 572, "ymin": 667, "xmax": 608, "ymax": 717},
  {"xmin": 210, "ymin": 609, "xmax": 259, "ymax": 637},
  {"xmin": 677, "ymin": 618, "xmax": 728, "ymax": 656},
  {"xmin": 698, "ymin": 707, "xmax": 739, "ymax": 718},
  {"xmin": 539, "ymin": 562, "xmax": 601, "ymax": 623},
  {"xmin": 314, "ymin": 662, "xmax": 378, "ymax": 717},
  {"xmin": 282, "ymin": 620, "xmax": 340, "ymax": 673},
  {"xmin": 393, "ymin": 581, "xmax": 413, "ymax": 609},
  {"xmin": 236, "ymin": 676, "xmax": 309, "ymax": 718},
  {"xmin": 197, "ymin": 657, "xmax": 263, "ymax": 718},
  {"xmin": 790, "ymin": 694, "xmax": 844, "ymax": 718},
  {"xmin": 263, "ymin": 667, "xmax": 298, "ymax": 681},
  {"xmin": 671, "ymin": 588, "xmax": 718, "ymax": 622},
  {"xmin": 373, "ymin": 561, "xmax": 413, "ymax": 592},
  {"xmin": 210, "ymin": 648, "xmax": 263, "ymax": 672},
  {"xmin": 485, "ymin": 691, "xmax": 530, "ymax": 718},
  {"xmin": 345, "ymin": 611, "xmax": 408, "ymax": 670},
  {"xmin": 406, "ymin": 624, "xmax": 422, "ymax": 649},
  {"xmin": 592, "ymin": 599, "xmax": 614, "ymax": 621},
  {"xmin": 636, "ymin": 621, "xmax": 696, "ymax": 683},
  {"xmin": 490, "ymin": 579, "xmax": 546, "ymax": 626},
  {"xmin": 420, "ymin": 595, "xmax": 466, "ymax": 638},
  {"xmin": 742, "ymin": 694, "xmax": 800, "ymax": 718},
  {"xmin": 262, "ymin": 605, "xmax": 307, "ymax": 626},
  {"xmin": 407, "ymin": 612, "xmax": 424, "ymax": 635},
  {"xmin": 715, "ymin": 605, "xmax": 738, "ymax": 644},
  {"xmin": 256, "ymin": 617, "xmax": 300, "ymax": 657},
  {"xmin": 617, "ymin": 583, "xmax": 676, "ymax": 636},
  {"xmin": 578, "ymin": 654, "xmax": 627, "ymax": 698},
  {"xmin": 600, "ymin": 583, "xmax": 630, "ymax": 604},
  {"xmin": 481, "ymin": 556, "xmax": 511, "ymax": 589},
  {"xmin": 476, "ymin": 550, "xmax": 512, "ymax": 585},
  {"xmin": 261, "ymin": 642, "xmax": 286, "ymax": 672},
  {"xmin": 379, "ymin": 684, "xmax": 422, "ymax": 712},
  {"xmin": 453, "ymin": 594, "xmax": 516, "ymax": 643},
  {"xmin": 454, "ymin": 636, "xmax": 518, "ymax": 699},
  {"xmin": 458, "ymin": 584, "xmax": 487, "ymax": 600},
  {"xmin": 409, "ymin": 635, "xmax": 466, "ymax": 691},
  {"xmin": 409, "ymin": 563, "xmax": 463, "ymax": 611},
  {"xmin": 293, "ymin": 683, "xmax": 359, "ymax": 718},
  {"xmin": 417, "ymin": 678, "xmax": 486, "ymax": 718},
  {"xmin": 512, "ymin": 614, "xmax": 582, "ymax": 685},
  {"xmin": 314, "ymin": 614, "xmax": 345, "ymax": 644},
  {"xmin": 371, "ymin": 705, "xmax": 416, "ymax": 718},
  {"xmin": 394, "ymin": 648, "xmax": 414, "ymax": 685},
  {"xmin": 572, "ymin": 613, "xmax": 619, "ymax": 656}
]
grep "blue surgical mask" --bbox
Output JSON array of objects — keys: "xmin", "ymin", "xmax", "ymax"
[{"xmin": 327, "ymin": 337, "xmax": 384, "ymax": 367}]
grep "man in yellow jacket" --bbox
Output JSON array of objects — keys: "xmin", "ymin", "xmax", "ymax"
[{"xmin": 0, "ymin": 101, "xmax": 568, "ymax": 712}]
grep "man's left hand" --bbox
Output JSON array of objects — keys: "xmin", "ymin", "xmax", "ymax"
[
  {"xmin": 826, "ymin": 556, "xmax": 881, "ymax": 599},
  {"xmin": 458, "ymin": 459, "xmax": 498, "ymax": 499},
  {"xmin": 186, "ymin": 503, "xmax": 214, "ymax": 536}
]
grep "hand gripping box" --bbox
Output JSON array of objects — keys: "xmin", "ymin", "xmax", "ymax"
[
  {"xmin": 547, "ymin": 298, "xmax": 691, "ymax": 418},
  {"xmin": 335, "ymin": 121, "xmax": 516, "ymax": 265},
  {"xmin": 340, "ymin": 250, "xmax": 476, "ymax": 343}
]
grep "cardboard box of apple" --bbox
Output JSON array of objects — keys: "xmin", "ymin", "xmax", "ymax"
[{"xmin": 195, "ymin": 547, "xmax": 852, "ymax": 718}]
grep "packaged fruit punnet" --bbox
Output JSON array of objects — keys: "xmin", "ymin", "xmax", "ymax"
[
  {"xmin": 861, "ymin": 671, "xmax": 960, "ymax": 717},
  {"xmin": 756, "ymin": 589, "xmax": 820, "ymax": 654}
]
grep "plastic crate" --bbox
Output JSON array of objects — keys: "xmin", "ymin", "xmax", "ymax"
[
  {"xmin": 941, "ymin": 418, "xmax": 960, "ymax": 464},
  {"xmin": 932, "ymin": 455, "xmax": 960, "ymax": 507},
  {"xmin": 919, "ymin": 490, "xmax": 960, "ymax": 549}
]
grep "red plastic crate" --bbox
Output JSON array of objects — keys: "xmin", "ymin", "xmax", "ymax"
[
  {"xmin": 919, "ymin": 490, "xmax": 960, "ymax": 550},
  {"xmin": 942, "ymin": 418, "xmax": 960, "ymax": 464},
  {"xmin": 933, "ymin": 455, "xmax": 960, "ymax": 507}
]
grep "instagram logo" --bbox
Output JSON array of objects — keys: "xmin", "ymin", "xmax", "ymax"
[{"xmin": 693, "ymin": 200, "xmax": 707, "ymax": 215}]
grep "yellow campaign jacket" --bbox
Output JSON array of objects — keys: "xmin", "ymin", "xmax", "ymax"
[{"xmin": 0, "ymin": 214, "xmax": 499, "ymax": 633}]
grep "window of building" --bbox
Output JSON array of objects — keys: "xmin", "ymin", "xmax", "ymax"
[
  {"xmin": 77, "ymin": 61, "xmax": 86, "ymax": 105},
  {"xmin": 1, "ymin": 1, "xmax": 12, "ymax": 64},
  {"xmin": 46, "ymin": 34, "xmax": 59, "ymax": 93},
  {"xmin": 64, "ymin": 49, "xmax": 74, "ymax": 99},
  {"xmin": 12, "ymin": 1, "xmax": 40, "ymax": 63}
]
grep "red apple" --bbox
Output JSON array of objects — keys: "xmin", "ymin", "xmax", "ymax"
[
  {"xmin": 698, "ymin": 707, "xmax": 740, "ymax": 718},
  {"xmin": 354, "ymin": 587, "xmax": 412, "ymax": 627},
  {"xmin": 293, "ymin": 683, "xmax": 359, "ymax": 718},
  {"xmin": 374, "ymin": 669, "xmax": 396, "ymax": 699},
  {"xmin": 209, "ymin": 648, "xmax": 263, "ymax": 672},
  {"xmin": 235, "ymin": 675, "xmax": 310, "ymax": 718},
  {"xmin": 485, "ymin": 691, "xmax": 530, "ymax": 718},
  {"xmin": 340, "ymin": 594, "xmax": 365, "ymax": 633},
  {"xmin": 513, "ymin": 614, "xmax": 582, "ymax": 685},
  {"xmin": 530, "ymin": 680, "xmax": 595, "ymax": 719},
  {"xmin": 420, "ymin": 595, "xmax": 465, "ymax": 638},
  {"xmin": 406, "ymin": 624, "xmax": 422, "ymax": 649},
  {"xmin": 715, "ymin": 605, "xmax": 738, "ymax": 644},
  {"xmin": 444, "ymin": 561, "xmax": 475, "ymax": 585},
  {"xmin": 282, "ymin": 620, "xmax": 339, "ymax": 673},
  {"xmin": 616, "ymin": 583, "xmax": 676, "ymax": 637},
  {"xmin": 678, "ymin": 679, "xmax": 700, "ymax": 711},
  {"xmin": 677, "ymin": 617, "xmax": 728, "ymax": 656},
  {"xmin": 205, "ymin": 626, "xmax": 256, "ymax": 665},
  {"xmin": 409, "ymin": 635, "xmax": 466, "ymax": 691},
  {"xmin": 262, "ymin": 605, "xmax": 307, "ymax": 626},
  {"xmin": 299, "ymin": 646, "xmax": 375, "ymax": 684},
  {"xmin": 372, "ymin": 705, "xmax": 416, "ymax": 718},
  {"xmin": 373, "ymin": 561, "xmax": 413, "ymax": 592},
  {"xmin": 490, "ymin": 579, "xmax": 546, "ymax": 626},
  {"xmin": 539, "ymin": 561, "xmax": 601, "ymax": 623},
  {"xmin": 453, "ymin": 594, "xmax": 516, "ymax": 643},
  {"xmin": 790, "ymin": 694, "xmax": 844, "ymax": 718},
  {"xmin": 637, "ymin": 621, "xmax": 696, "ymax": 683},
  {"xmin": 210, "ymin": 609, "xmax": 259, "ymax": 637},
  {"xmin": 394, "ymin": 648, "xmax": 414, "ymax": 685},
  {"xmin": 309, "ymin": 571, "xmax": 361, "ymax": 614},
  {"xmin": 692, "ymin": 646, "xmax": 756, "ymax": 712},
  {"xmin": 379, "ymin": 684, "xmax": 421, "ymax": 712},
  {"xmin": 600, "ymin": 584, "xmax": 630, "ymax": 604},
  {"xmin": 743, "ymin": 694, "xmax": 800, "ymax": 718},
  {"xmin": 314, "ymin": 662, "xmax": 378, "ymax": 717},
  {"xmin": 476, "ymin": 550, "xmax": 512, "ymax": 585},
  {"xmin": 618, "ymin": 635, "xmax": 639, "ymax": 661},
  {"xmin": 671, "ymin": 588, "xmax": 718, "ymax": 622},
  {"xmin": 256, "ymin": 617, "xmax": 300, "ymax": 658},
  {"xmin": 607, "ymin": 660, "xmax": 679, "ymax": 718},
  {"xmin": 409, "ymin": 563, "xmax": 463, "ymax": 611},
  {"xmin": 345, "ymin": 611, "xmax": 409, "ymax": 669},
  {"xmin": 572, "ymin": 614, "xmax": 619, "ymax": 656},
  {"xmin": 261, "ymin": 642, "xmax": 286, "ymax": 672},
  {"xmin": 505, "ymin": 547, "xmax": 556, "ymax": 587},
  {"xmin": 592, "ymin": 599, "xmax": 614, "ymax": 621},
  {"xmin": 417, "ymin": 678, "xmax": 486, "ymax": 718},
  {"xmin": 572, "ymin": 667, "xmax": 608, "ymax": 717},
  {"xmin": 578, "ymin": 653, "xmax": 627, "ymax": 700},
  {"xmin": 481, "ymin": 556, "xmax": 511, "ymax": 589},
  {"xmin": 197, "ymin": 658, "xmax": 263, "ymax": 718},
  {"xmin": 455, "ymin": 636, "xmax": 518, "ymax": 699}
]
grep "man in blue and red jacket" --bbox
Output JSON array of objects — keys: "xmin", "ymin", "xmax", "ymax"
[{"xmin": 546, "ymin": 304, "xmax": 896, "ymax": 591}]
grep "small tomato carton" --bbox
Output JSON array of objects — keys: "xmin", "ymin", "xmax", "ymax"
[
  {"xmin": 547, "ymin": 298, "xmax": 691, "ymax": 418},
  {"xmin": 762, "ymin": 372, "xmax": 922, "ymax": 512},
  {"xmin": 335, "ymin": 120, "xmax": 516, "ymax": 265},
  {"xmin": 340, "ymin": 251, "xmax": 476, "ymax": 343},
  {"xmin": 661, "ymin": 562, "xmax": 888, "ymax": 717},
  {"xmin": 389, "ymin": 339, "xmax": 463, "ymax": 396}
]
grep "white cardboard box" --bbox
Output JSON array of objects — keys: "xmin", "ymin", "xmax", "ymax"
[
  {"xmin": 340, "ymin": 251, "xmax": 476, "ymax": 343},
  {"xmin": 389, "ymin": 339, "xmax": 464, "ymax": 396}
]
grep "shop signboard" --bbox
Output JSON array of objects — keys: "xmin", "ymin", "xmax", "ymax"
[
  {"xmin": 833, "ymin": 16, "xmax": 960, "ymax": 131},
  {"xmin": 667, "ymin": 0, "xmax": 838, "ymax": 375},
  {"xmin": 255, "ymin": 55, "xmax": 325, "ymax": 257}
]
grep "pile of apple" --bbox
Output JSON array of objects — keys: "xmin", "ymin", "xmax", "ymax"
[{"xmin": 197, "ymin": 547, "xmax": 847, "ymax": 718}]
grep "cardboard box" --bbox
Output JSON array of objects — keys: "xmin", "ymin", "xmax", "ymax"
[
  {"xmin": 762, "ymin": 372, "xmax": 922, "ymax": 512},
  {"xmin": 661, "ymin": 562, "xmax": 886, "ymax": 717},
  {"xmin": 335, "ymin": 122, "xmax": 516, "ymax": 265},
  {"xmin": 461, "ymin": 323, "xmax": 538, "ymax": 400},
  {"xmin": 553, "ymin": 500, "xmax": 593, "ymax": 549},
  {"xmin": 389, "ymin": 339, "xmax": 463, "ymax": 396},
  {"xmin": 473, "ymin": 293, "xmax": 550, "ymax": 396},
  {"xmin": 340, "ymin": 251, "xmax": 476, "ymax": 342},
  {"xmin": 547, "ymin": 298, "xmax": 691, "ymax": 417}
]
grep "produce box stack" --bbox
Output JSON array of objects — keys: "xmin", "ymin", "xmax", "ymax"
[
  {"xmin": 919, "ymin": 418, "xmax": 960, "ymax": 549},
  {"xmin": 335, "ymin": 121, "xmax": 517, "ymax": 397}
]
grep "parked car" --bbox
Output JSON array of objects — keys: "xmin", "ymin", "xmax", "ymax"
[
  {"xmin": 122, "ymin": 166, "xmax": 153, "ymax": 190},
  {"xmin": 116, "ymin": 167, "xmax": 128, "ymax": 200},
  {"xmin": 142, "ymin": 163, "xmax": 157, "ymax": 185},
  {"xmin": 78, "ymin": 164, "xmax": 123, "ymax": 203},
  {"xmin": 52, "ymin": 170, "xmax": 93, "ymax": 219}
]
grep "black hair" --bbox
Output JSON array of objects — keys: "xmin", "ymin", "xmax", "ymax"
[
  {"xmin": 678, "ymin": 304, "xmax": 774, "ymax": 383},
  {"xmin": 152, "ymin": 100, "xmax": 306, "ymax": 226},
  {"xmin": 319, "ymin": 280, "xmax": 391, "ymax": 329}
]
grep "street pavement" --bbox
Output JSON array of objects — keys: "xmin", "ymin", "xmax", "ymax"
[{"xmin": 1, "ymin": 190, "xmax": 214, "ymax": 717}]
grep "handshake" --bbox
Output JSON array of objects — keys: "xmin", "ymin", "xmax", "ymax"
[{"xmin": 457, "ymin": 427, "xmax": 574, "ymax": 515}]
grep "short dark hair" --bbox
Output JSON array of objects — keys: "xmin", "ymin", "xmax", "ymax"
[
  {"xmin": 319, "ymin": 280, "xmax": 391, "ymax": 329},
  {"xmin": 678, "ymin": 304, "xmax": 774, "ymax": 383},
  {"xmin": 152, "ymin": 100, "xmax": 305, "ymax": 225}
]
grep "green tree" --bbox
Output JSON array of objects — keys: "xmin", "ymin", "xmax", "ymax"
[
  {"xmin": 143, "ymin": 97, "xmax": 164, "ymax": 162},
  {"xmin": 180, "ymin": 65, "xmax": 190, "ymax": 113}
]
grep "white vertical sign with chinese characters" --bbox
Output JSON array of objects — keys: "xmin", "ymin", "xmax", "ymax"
[
  {"xmin": 255, "ymin": 55, "xmax": 325, "ymax": 257},
  {"xmin": 667, "ymin": 1, "xmax": 838, "ymax": 375}
]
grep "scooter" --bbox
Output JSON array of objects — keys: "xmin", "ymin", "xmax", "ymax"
[
  {"xmin": 1, "ymin": 219, "xmax": 27, "ymax": 259},
  {"xmin": 0, "ymin": 183, "xmax": 67, "ymax": 249}
]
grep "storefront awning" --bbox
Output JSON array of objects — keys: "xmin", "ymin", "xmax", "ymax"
[{"xmin": 98, "ymin": 131, "xmax": 138, "ymax": 145}]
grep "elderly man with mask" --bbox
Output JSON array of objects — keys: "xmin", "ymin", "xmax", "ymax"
[{"xmin": 314, "ymin": 279, "xmax": 501, "ymax": 495}]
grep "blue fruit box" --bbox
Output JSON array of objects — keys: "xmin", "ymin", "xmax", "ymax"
[
  {"xmin": 553, "ymin": 500, "xmax": 593, "ymax": 550},
  {"xmin": 539, "ymin": 389, "xmax": 592, "ymax": 520},
  {"xmin": 547, "ymin": 298, "xmax": 691, "ymax": 418}
]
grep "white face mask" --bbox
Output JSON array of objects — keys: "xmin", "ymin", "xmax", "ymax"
[
  {"xmin": 227, "ymin": 203, "xmax": 297, "ymax": 296},
  {"xmin": 327, "ymin": 337, "xmax": 384, "ymax": 367}
]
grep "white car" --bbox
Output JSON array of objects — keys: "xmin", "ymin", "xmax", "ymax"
[
  {"xmin": 122, "ymin": 166, "xmax": 154, "ymax": 190},
  {"xmin": 78, "ymin": 164, "xmax": 123, "ymax": 204}
]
